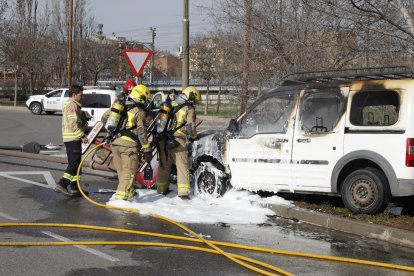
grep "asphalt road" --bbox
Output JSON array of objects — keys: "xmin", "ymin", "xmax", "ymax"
[{"xmin": 0, "ymin": 106, "xmax": 413, "ymax": 275}]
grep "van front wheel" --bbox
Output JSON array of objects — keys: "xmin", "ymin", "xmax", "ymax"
[
  {"xmin": 341, "ymin": 168, "xmax": 390, "ymax": 215},
  {"xmin": 193, "ymin": 162, "xmax": 229, "ymax": 197}
]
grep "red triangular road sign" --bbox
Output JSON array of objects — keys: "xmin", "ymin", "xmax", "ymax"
[{"xmin": 122, "ymin": 49, "xmax": 152, "ymax": 77}]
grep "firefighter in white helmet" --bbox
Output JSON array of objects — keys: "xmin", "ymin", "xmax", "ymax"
[
  {"xmin": 109, "ymin": 84, "xmax": 152, "ymax": 201},
  {"xmin": 155, "ymin": 86, "xmax": 201, "ymax": 200}
]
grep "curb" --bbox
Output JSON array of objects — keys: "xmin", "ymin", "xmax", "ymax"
[{"xmin": 268, "ymin": 204, "xmax": 414, "ymax": 249}]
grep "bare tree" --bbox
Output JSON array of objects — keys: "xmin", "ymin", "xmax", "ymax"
[{"xmin": 191, "ymin": 35, "xmax": 217, "ymax": 115}]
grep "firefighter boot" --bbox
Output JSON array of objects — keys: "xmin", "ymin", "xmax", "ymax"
[{"xmin": 67, "ymin": 182, "xmax": 89, "ymax": 197}]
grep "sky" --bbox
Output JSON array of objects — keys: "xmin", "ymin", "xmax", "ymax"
[
  {"xmin": 87, "ymin": 0, "xmax": 213, "ymax": 54},
  {"xmin": 107, "ymin": 188, "xmax": 291, "ymax": 224}
]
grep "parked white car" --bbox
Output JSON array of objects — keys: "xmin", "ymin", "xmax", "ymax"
[
  {"xmin": 26, "ymin": 87, "xmax": 118, "ymax": 131},
  {"xmin": 191, "ymin": 67, "xmax": 414, "ymax": 215},
  {"xmin": 26, "ymin": 88, "xmax": 69, "ymax": 115}
]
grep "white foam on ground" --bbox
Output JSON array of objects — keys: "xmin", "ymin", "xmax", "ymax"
[{"xmin": 107, "ymin": 188, "xmax": 291, "ymax": 225}]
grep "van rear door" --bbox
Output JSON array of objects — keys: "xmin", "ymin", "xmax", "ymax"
[{"xmin": 81, "ymin": 92, "xmax": 112, "ymax": 128}]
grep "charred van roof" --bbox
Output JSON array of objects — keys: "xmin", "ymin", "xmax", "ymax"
[{"xmin": 281, "ymin": 66, "xmax": 413, "ymax": 85}]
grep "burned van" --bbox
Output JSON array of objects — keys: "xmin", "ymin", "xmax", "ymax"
[{"xmin": 191, "ymin": 67, "xmax": 414, "ymax": 214}]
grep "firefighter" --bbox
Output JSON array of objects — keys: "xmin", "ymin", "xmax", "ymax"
[
  {"xmin": 101, "ymin": 79, "xmax": 136, "ymax": 130},
  {"xmin": 156, "ymin": 86, "xmax": 201, "ymax": 200},
  {"xmin": 110, "ymin": 84, "xmax": 152, "ymax": 201},
  {"xmin": 55, "ymin": 84, "xmax": 89, "ymax": 197}
]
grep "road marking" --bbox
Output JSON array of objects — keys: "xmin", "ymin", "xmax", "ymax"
[
  {"xmin": 0, "ymin": 171, "xmax": 57, "ymax": 188},
  {"xmin": 0, "ymin": 211, "xmax": 18, "ymax": 221},
  {"xmin": 41, "ymin": 231, "xmax": 120, "ymax": 262}
]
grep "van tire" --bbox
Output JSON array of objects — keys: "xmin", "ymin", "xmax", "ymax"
[
  {"xmin": 341, "ymin": 168, "xmax": 390, "ymax": 214},
  {"xmin": 193, "ymin": 161, "xmax": 229, "ymax": 197},
  {"xmin": 30, "ymin": 102, "xmax": 42, "ymax": 115}
]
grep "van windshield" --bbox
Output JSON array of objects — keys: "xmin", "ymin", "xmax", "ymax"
[{"xmin": 81, "ymin": 94, "xmax": 111, "ymax": 108}]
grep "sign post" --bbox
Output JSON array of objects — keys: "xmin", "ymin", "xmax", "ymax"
[{"xmin": 122, "ymin": 49, "xmax": 153, "ymax": 78}]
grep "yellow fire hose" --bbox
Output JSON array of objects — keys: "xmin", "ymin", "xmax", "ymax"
[{"xmin": 0, "ymin": 143, "xmax": 413, "ymax": 275}]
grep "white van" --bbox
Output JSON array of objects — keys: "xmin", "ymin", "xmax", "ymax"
[
  {"xmin": 81, "ymin": 88, "xmax": 118, "ymax": 130},
  {"xmin": 191, "ymin": 67, "xmax": 414, "ymax": 214}
]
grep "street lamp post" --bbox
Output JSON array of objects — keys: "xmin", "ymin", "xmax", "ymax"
[
  {"xmin": 182, "ymin": 0, "xmax": 189, "ymax": 89},
  {"xmin": 67, "ymin": 0, "xmax": 73, "ymax": 87}
]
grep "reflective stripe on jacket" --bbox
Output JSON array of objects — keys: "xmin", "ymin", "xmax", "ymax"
[{"xmin": 62, "ymin": 98, "xmax": 84, "ymax": 142}]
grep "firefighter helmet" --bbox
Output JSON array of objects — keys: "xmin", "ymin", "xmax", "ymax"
[
  {"xmin": 130, "ymin": 84, "xmax": 152, "ymax": 104},
  {"xmin": 182, "ymin": 86, "xmax": 201, "ymax": 104},
  {"xmin": 124, "ymin": 79, "xmax": 137, "ymax": 93}
]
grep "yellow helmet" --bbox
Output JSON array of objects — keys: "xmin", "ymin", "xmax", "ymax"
[
  {"xmin": 130, "ymin": 84, "xmax": 151, "ymax": 104},
  {"xmin": 182, "ymin": 86, "xmax": 201, "ymax": 104}
]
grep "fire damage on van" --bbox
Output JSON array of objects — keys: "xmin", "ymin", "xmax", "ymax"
[{"xmin": 190, "ymin": 66, "xmax": 414, "ymax": 215}]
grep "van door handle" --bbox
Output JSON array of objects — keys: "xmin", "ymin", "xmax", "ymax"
[
  {"xmin": 297, "ymin": 138, "xmax": 311, "ymax": 143},
  {"xmin": 275, "ymin": 138, "xmax": 288, "ymax": 143},
  {"xmin": 91, "ymin": 110, "xmax": 94, "ymax": 115}
]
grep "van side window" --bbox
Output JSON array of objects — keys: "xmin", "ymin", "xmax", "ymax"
[
  {"xmin": 64, "ymin": 90, "xmax": 69, "ymax": 97},
  {"xmin": 300, "ymin": 91, "xmax": 344, "ymax": 133},
  {"xmin": 239, "ymin": 94, "xmax": 296, "ymax": 137},
  {"xmin": 350, "ymin": 90, "xmax": 399, "ymax": 126}
]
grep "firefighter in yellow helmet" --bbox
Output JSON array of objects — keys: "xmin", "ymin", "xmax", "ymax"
[
  {"xmin": 156, "ymin": 86, "xmax": 201, "ymax": 199},
  {"xmin": 110, "ymin": 84, "xmax": 152, "ymax": 201}
]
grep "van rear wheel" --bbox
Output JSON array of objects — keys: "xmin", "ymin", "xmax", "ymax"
[{"xmin": 341, "ymin": 168, "xmax": 390, "ymax": 214}]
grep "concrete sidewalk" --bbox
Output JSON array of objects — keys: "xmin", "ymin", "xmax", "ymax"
[{"xmin": 268, "ymin": 204, "xmax": 414, "ymax": 249}]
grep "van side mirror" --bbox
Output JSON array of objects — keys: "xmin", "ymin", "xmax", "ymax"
[{"xmin": 227, "ymin": 118, "xmax": 239, "ymax": 133}]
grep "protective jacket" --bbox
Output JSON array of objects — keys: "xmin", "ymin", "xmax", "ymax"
[
  {"xmin": 62, "ymin": 98, "xmax": 85, "ymax": 142},
  {"xmin": 173, "ymin": 104, "xmax": 197, "ymax": 139},
  {"xmin": 111, "ymin": 100, "xmax": 151, "ymax": 151}
]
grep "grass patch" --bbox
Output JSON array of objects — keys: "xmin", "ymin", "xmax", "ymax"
[
  {"xmin": 196, "ymin": 104, "xmax": 240, "ymax": 118},
  {"xmin": 282, "ymin": 192, "xmax": 414, "ymax": 231}
]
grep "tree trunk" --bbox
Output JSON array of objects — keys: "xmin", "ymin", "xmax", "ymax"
[
  {"xmin": 240, "ymin": 0, "xmax": 252, "ymax": 113},
  {"xmin": 14, "ymin": 67, "xmax": 18, "ymax": 107},
  {"xmin": 216, "ymin": 83, "xmax": 222, "ymax": 113},
  {"xmin": 204, "ymin": 80, "xmax": 210, "ymax": 115}
]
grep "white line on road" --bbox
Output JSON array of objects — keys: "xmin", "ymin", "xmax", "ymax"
[
  {"xmin": 0, "ymin": 171, "xmax": 57, "ymax": 188},
  {"xmin": 41, "ymin": 231, "xmax": 120, "ymax": 262},
  {"xmin": 0, "ymin": 211, "xmax": 18, "ymax": 221}
]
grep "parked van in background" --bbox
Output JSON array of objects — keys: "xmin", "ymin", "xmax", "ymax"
[{"xmin": 81, "ymin": 87, "xmax": 118, "ymax": 131}]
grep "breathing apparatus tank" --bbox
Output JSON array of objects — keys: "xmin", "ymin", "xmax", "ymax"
[
  {"xmin": 156, "ymin": 102, "xmax": 172, "ymax": 133},
  {"xmin": 105, "ymin": 102, "xmax": 125, "ymax": 132}
]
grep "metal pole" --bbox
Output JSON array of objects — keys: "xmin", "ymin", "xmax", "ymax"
[
  {"xmin": 150, "ymin": 27, "xmax": 156, "ymax": 85},
  {"xmin": 182, "ymin": 0, "xmax": 189, "ymax": 89},
  {"xmin": 67, "ymin": 0, "xmax": 73, "ymax": 87}
]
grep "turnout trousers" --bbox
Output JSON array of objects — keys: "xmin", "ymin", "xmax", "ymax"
[
  {"xmin": 157, "ymin": 137, "xmax": 190, "ymax": 196},
  {"xmin": 59, "ymin": 140, "xmax": 82, "ymax": 187},
  {"xmin": 111, "ymin": 144, "xmax": 138, "ymax": 200}
]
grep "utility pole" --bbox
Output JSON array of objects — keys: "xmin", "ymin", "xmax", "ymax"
[
  {"xmin": 67, "ymin": 0, "xmax": 73, "ymax": 87},
  {"xmin": 150, "ymin": 27, "xmax": 156, "ymax": 85},
  {"xmin": 182, "ymin": 0, "xmax": 189, "ymax": 89},
  {"xmin": 240, "ymin": 0, "xmax": 252, "ymax": 114}
]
